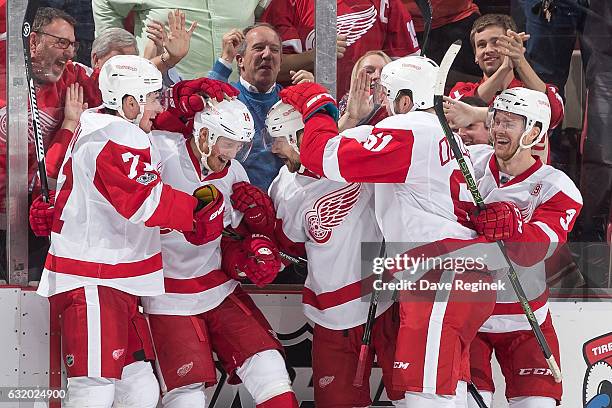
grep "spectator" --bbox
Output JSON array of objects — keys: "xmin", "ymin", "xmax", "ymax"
[
  {"xmin": 405, "ymin": 0, "xmax": 482, "ymax": 80},
  {"xmin": 42, "ymin": 0, "xmax": 96, "ymax": 66},
  {"xmin": 260, "ymin": 0, "xmax": 420, "ymax": 99},
  {"xmin": 455, "ymin": 96, "xmax": 490, "ymax": 146},
  {"xmin": 338, "ymin": 50, "xmax": 391, "ymax": 116},
  {"xmin": 208, "ymin": 24, "xmax": 314, "ymax": 190},
  {"xmin": 338, "ymin": 51, "xmax": 392, "ymax": 131},
  {"xmin": 0, "ymin": 7, "xmax": 102, "ymax": 282},
  {"xmin": 92, "ymin": 0, "xmax": 270, "ymax": 80},
  {"xmin": 449, "ymin": 13, "xmax": 564, "ymax": 163}
]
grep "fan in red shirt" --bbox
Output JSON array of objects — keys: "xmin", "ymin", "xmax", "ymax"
[
  {"xmin": 260, "ymin": 0, "xmax": 420, "ymax": 99},
  {"xmin": 0, "ymin": 7, "xmax": 101, "ymax": 214},
  {"xmin": 448, "ymin": 14, "xmax": 564, "ymax": 164}
]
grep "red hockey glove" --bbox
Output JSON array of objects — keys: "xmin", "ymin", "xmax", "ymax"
[
  {"xmin": 184, "ymin": 185, "xmax": 225, "ymax": 245},
  {"xmin": 152, "ymin": 111, "xmax": 195, "ymax": 138},
  {"xmin": 224, "ymin": 234, "xmax": 281, "ymax": 287},
  {"xmin": 29, "ymin": 191, "xmax": 56, "ymax": 237},
  {"xmin": 473, "ymin": 201, "xmax": 524, "ymax": 241},
  {"xmin": 280, "ymin": 83, "xmax": 339, "ymax": 122},
  {"xmin": 168, "ymin": 78, "xmax": 240, "ymax": 118},
  {"xmin": 230, "ymin": 181, "xmax": 276, "ymax": 236}
]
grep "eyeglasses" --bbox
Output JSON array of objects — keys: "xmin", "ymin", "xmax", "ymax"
[{"xmin": 36, "ymin": 31, "xmax": 80, "ymax": 52}]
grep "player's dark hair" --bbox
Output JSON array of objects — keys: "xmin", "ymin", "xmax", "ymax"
[
  {"xmin": 470, "ymin": 14, "xmax": 518, "ymax": 52},
  {"xmin": 33, "ymin": 7, "xmax": 77, "ymax": 32}
]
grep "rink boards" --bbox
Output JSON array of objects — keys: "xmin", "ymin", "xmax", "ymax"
[{"xmin": 0, "ymin": 286, "xmax": 610, "ymax": 408}]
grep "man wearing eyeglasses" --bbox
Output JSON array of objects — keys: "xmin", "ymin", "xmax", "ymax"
[{"xmin": 0, "ymin": 7, "xmax": 102, "ymax": 284}]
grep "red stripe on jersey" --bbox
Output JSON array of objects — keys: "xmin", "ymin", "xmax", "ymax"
[
  {"xmin": 302, "ymin": 274, "xmax": 377, "ymax": 310},
  {"xmin": 491, "ymin": 290, "xmax": 548, "ymax": 315},
  {"xmin": 45, "ymin": 252, "xmax": 162, "ymax": 279},
  {"xmin": 337, "ymin": 127, "xmax": 414, "ymax": 183},
  {"xmin": 488, "ymin": 155, "xmax": 543, "ymax": 188},
  {"xmin": 163, "ymin": 269, "xmax": 231, "ymax": 294}
]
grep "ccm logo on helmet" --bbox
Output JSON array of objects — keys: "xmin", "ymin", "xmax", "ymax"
[
  {"xmin": 115, "ymin": 65, "xmax": 137, "ymax": 71},
  {"xmin": 518, "ymin": 368, "xmax": 552, "ymax": 376},
  {"xmin": 306, "ymin": 93, "xmax": 333, "ymax": 108}
]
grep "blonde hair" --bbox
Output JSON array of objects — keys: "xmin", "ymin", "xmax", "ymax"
[{"xmin": 350, "ymin": 50, "xmax": 392, "ymax": 83}]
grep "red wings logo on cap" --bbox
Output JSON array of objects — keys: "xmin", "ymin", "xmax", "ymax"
[{"xmin": 306, "ymin": 183, "xmax": 361, "ymax": 243}]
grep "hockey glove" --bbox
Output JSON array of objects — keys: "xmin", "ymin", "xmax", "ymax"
[
  {"xmin": 168, "ymin": 78, "xmax": 240, "ymax": 118},
  {"xmin": 280, "ymin": 83, "xmax": 339, "ymax": 122},
  {"xmin": 29, "ymin": 191, "xmax": 56, "ymax": 237},
  {"xmin": 230, "ymin": 181, "xmax": 276, "ymax": 236},
  {"xmin": 152, "ymin": 111, "xmax": 194, "ymax": 138},
  {"xmin": 473, "ymin": 201, "xmax": 524, "ymax": 241},
  {"xmin": 184, "ymin": 185, "xmax": 225, "ymax": 245},
  {"xmin": 223, "ymin": 233, "xmax": 281, "ymax": 287}
]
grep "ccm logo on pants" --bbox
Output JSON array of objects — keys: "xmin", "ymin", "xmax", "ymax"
[
  {"xmin": 394, "ymin": 361, "xmax": 410, "ymax": 369},
  {"xmin": 518, "ymin": 368, "xmax": 553, "ymax": 376}
]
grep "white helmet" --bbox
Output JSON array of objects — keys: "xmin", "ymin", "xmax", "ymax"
[
  {"xmin": 379, "ymin": 55, "xmax": 439, "ymax": 114},
  {"xmin": 265, "ymin": 100, "xmax": 304, "ymax": 153},
  {"xmin": 192, "ymin": 98, "xmax": 255, "ymax": 168},
  {"xmin": 491, "ymin": 87, "xmax": 551, "ymax": 149},
  {"xmin": 98, "ymin": 55, "xmax": 162, "ymax": 117}
]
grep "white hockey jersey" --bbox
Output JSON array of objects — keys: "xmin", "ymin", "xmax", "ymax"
[
  {"xmin": 269, "ymin": 165, "xmax": 389, "ymax": 330},
  {"xmin": 38, "ymin": 109, "xmax": 196, "ymax": 297},
  {"xmin": 469, "ymin": 144, "xmax": 583, "ymax": 332},
  {"xmin": 300, "ymin": 111, "xmax": 508, "ymax": 278},
  {"xmin": 141, "ymin": 131, "xmax": 246, "ymax": 316}
]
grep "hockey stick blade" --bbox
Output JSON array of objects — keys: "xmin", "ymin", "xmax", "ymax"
[
  {"xmin": 414, "ymin": 0, "xmax": 433, "ymax": 57},
  {"xmin": 432, "ymin": 41, "xmax": 562, "ymax": 383}
]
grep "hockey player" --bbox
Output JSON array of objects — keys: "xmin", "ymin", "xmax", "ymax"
[
  {"xmin": 265, "ymin": 100, "xmax": 405, "ymax": 407},
  {"xmin": 279, "ymin": 55, "xmax": 504, "ymax": 407},
  {"xmin": 34, "ymin": 55, "xmax": 226, "ymax": 408},
  {"xmin": 467, "ymin": 87, "xmax": 583, "ymax": 408},
  {"xmin": 143, "ymin": 98, "xmax": 299, "ymax": 408}
]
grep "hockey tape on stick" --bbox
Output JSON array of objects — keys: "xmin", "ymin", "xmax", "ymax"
[
  {"xmin": 353, "ymin": 239, "xmax": 385, "ymax": 387},
  {"xmin": 22, "ymin": 0, "xmax": 50, "ymax": 203},
  {"xmin": 221, "ymin": 229, "xmax": 308, "ymax": 266},
  {"xmin": 432, "ymin": 40, "xmax": 562, "ymax": 383},
  {"xmin": 467, "ymin": 382, "xmax": 489, "ymax": 408},
  {"xmin": 414, "ymin": 0, "xmax": 433, "ymax": 57}
]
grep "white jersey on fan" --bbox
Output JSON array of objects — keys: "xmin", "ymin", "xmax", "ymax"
[
  {"xmin": 469, "ymin": 144, "xmax": 583, "ymax": 333},
  {"xmin": 38, "ymin": 109, "xmax": 196, "ymax": 297},
  {"xmin": 269, "ymin": 164, "xmax": 388, "ymax": 330},
  {"xmin": 141, "ymin": 130, "xmax": 246, "ymax": 316}
]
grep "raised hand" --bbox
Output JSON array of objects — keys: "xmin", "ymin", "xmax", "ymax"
[
  {"xmin": 346, "ymin": 68, "xmax": 374, "ymax": 123},
  {"xmin": 221, "ymin": 29, "xmax": 245, "ymax": 64},
  {"xmin": 62, "ymin": 83, "xmax": 87, "ymax": 131},
  {"xmin": 163, "ymin": 9, "xmax": 198, "ymax": 66}
]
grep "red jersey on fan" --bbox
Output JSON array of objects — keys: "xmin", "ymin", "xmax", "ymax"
[
  {"xmin": 0, "ymin": 61, "xmax": 101, "ymax": 213},
  {"xmin": 261, "ymin": 0, "xmax": 420, "ymax": 98},
  {"xmin": 404, "ymin": 0, "xmax": 480, "ymax": 31}
]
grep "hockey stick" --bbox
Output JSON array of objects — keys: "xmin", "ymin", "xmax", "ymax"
[
  {"xmin": 221, "ymin": 229, "xmax": 308, "ymax": 266},
  {"xmin": 353, "ymin": 239, "xmax": 386, "ymax": 387},
  {"xmin": 432, "ymin": 40, "xmax": 562, "ymax": 383},
  {"xmin": 414, "ymin": 0, "xmax": 433, "ymax": 57},
  {"xmin": 467, "ymin": 382, "xmax": 489, "ymax": 408},
  {"xmin": 22, "ymin": 0, "xmax": 50, "ymax": 203}
]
